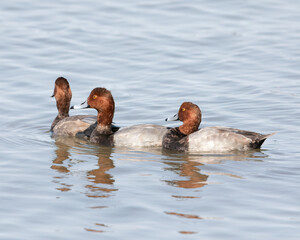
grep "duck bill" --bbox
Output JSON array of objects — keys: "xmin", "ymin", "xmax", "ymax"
[
  {"xmin": 70, "ymin": 100, "xmax": 90, "ymax": 110},
  {"xmin": 51, "ymin": 86, "xmax": 56, "ymax": 98},
  {"xmin": 165, "ymin": 113, "xmax": 179, "ymax": 121}
]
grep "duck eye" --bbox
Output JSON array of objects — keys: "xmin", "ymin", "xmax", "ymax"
[
  {"xmin": 181, "ymin": 108, "xmax": 185, "ymax": 112},
  {"xmin": 93, "ymin": 95, "xmax": 97, "ymax": 99}
]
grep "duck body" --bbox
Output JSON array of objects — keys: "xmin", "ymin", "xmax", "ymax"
[
  {"xmin": 163, "ymin": 102, "xmax": 275, "ymax": 152},
  {"xmin": 88, "ymin": 124, "xmax": 168, "ymax": 147},
  {"xmin": 87, "ymin": 124, "xmax": 168, "ymax": 147},
  {"xmin": 188, "ymin": 126, "xmax": 274, "ymax": 152},
  {"xmin": 52, "ymin": 115, "xmax": 97, "ymax": 137},
  {"xmin": 113, "ymin": 124, "xmax": 168, "ymax": 147}
]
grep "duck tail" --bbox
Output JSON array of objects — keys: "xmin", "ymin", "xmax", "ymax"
[{"xmin": 251, "ymin": 132, "xmax": 276, "ymax": 149}]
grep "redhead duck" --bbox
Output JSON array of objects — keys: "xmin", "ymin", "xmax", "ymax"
[
  {"xmin": 71, "ymin": 87, "xmax": 168, "ymax": 147},
  {"xmin": 163, "ymin": 102, "xmax": 275, "ymax": 152},
  {"xmin": 51, "ymin": 77, "xmax": 97, "ymax": 136}
]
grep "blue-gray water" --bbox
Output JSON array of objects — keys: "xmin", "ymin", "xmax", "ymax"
[{"xmin": 0, "ymin": 0, "xmax": 299, "ymax": 239}]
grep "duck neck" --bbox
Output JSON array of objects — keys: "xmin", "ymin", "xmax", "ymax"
[
  {"xmin": 51, "ymin": 102, "xmax": 70, "ymax": 131},
  {"xmin": 96, "ymin": 104, "xmax": 114, "ymax": 127},
  {"xmin": 56, "ymin": 98, "xmax": 70, "ymax": 119},
  {"xmin": 94, "ymin": 109, "xmax": 114, "ymax": 135},
  {"xmin": 179, "ymin": 120, "xmax": 199, "ymax": 135}
]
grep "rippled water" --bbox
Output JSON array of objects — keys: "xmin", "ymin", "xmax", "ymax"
[{"xmin": 0, "ymin": 0, "xmax": 300, "ymax": 239}]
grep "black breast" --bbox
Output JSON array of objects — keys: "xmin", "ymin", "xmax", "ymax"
[
  {"xmin": 76, "ymin": 123, "xmax": 120, "ymax": 139},
  {"xmin": 90, "ymin": 131, "xmax": 114, "ymax": 146},
  {"xmin": 76, "ymin": 124, "xmax": 120, "ymax": 146},
  {"xmin": 162, "ymin": 127, "xmax": 188, "ymax": 152}
]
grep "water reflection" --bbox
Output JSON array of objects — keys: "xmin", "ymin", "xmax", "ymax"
[
  {"xmin": 85, "ymin": 146, "xmax": 117, "ymax": 198},
  {"xmin": 51, "ymin": 137, "xmax": 118, "ymax": 233},
  {"xmin": 161, "ymin": 149, "xmax": 269, "ymax": 189},
  {"xmin": 165, "ymin": 211, "xmax": 202, "ymax": 219},
  {"xmin": 50, "ymin": 139, "xmax": 271, "ymax": 235},
  {"xmin": 51, "ymin": 140, "xmax": 71, "ymax": 174},
  {"xmin": 51, "ymin": 137, "xmax": 117, "ymax": 198},
  {"xmin": 86, "ymin": 148, "xmax": 115, "ymax": 185},
  {"xmin": 160, "ymin": 149, "xmax": 270, "ymax": 233},
  {"xmin": 85, "ymin": 223, "xmax": 109, "ymax": 233},
  {"xmin": 163, "ymin": 155, "xmax": 208, "ymax": 189}
]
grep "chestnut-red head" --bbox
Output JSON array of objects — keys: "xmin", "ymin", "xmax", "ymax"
[
  {"xmin": 71, "ymin": 87, "xmax": 115, "ymax": 126},
  {"xmin": 52, "ymin": 77, "xmax": 72, "ymax": 117},
  {"xmin": 165, "ymin": 102, "xmax": 202, "ymax": 135}
]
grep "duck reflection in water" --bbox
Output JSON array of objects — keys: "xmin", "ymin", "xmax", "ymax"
[
  {"xmin": 161, "ymin": 149, "xmax": 267, "ymax": 190},
  {"xmin": 162, "ymin": 151, "xmax": 209, "ymax": 189},
  {"xmin": 85, "ymin": 146, "xmax": 117, "ymax": 198},
  {"xmin": 51, "ymin": 137, "xmax": 117, "ymax": 198}
]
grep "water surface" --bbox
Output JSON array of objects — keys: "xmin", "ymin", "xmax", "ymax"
[{"xmin": 0, "ymin": 0, "xmax": 300, "ymax": 239}]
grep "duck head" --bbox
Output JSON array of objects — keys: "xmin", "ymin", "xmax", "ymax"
[
  {"xmin": 52, "ymin": 77, "xmax": 72, "ymax": 118},
  {"xmin": 71, "ymin": 87, "xmax": 115, "ymax": 127},
  {"xmin": 166, "ymin": 102, "xmax": 202, "ymax": 135}
]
